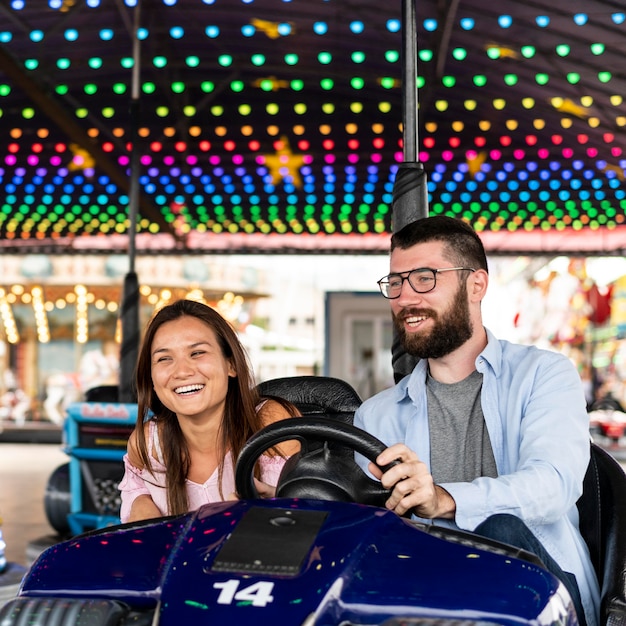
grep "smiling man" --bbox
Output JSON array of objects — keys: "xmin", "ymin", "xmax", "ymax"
[{"xmin": 354, "ymin": 215, "xmax": 599, "ymax": 626}]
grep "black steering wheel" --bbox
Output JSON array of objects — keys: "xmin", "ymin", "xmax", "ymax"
[{"xmin": 235, "ymin": 416, "xmax": 397, "ymax": 507}]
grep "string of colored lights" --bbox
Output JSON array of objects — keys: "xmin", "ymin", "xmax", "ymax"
[{"xmin": 0, "ymin": 1, "xmax": 625, "ymax": 246}]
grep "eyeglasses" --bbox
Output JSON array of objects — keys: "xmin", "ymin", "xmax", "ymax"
[{"xmin": 377, "ymin": 267, "xmax": 476, "ymax": 299}]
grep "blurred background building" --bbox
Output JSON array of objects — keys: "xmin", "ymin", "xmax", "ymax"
[{"xmin": 2, "ymin": 251, "xmax": 626, "ymax": 427}]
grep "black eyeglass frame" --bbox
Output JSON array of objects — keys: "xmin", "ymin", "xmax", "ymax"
[{"xmin": 377, "ymin": 267, "xmax": 476, "ymax": 299}]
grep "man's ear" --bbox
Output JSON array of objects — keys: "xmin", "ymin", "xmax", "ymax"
[{"xmin": 470, "ymin": 269, "xmax": 489, "ymax": 302}]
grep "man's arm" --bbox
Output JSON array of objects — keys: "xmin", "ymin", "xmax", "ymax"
[{"xmin": 444, "ymin": 353, "xmax": 590, "ymax": 531}]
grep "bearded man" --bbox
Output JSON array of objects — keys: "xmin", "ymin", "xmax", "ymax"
[{"xmin": 354, "ymin": 215, "xmax": 598, "ymax": 626}]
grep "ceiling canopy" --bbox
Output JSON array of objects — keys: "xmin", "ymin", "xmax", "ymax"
[{"xmin": 1, "ymin": 0, "xmax": 626, "ymax": 255}]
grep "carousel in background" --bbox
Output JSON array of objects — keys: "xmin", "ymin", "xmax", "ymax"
[{"xmin": 0, "ymin": 253, "xmax": 276, "ymax": 437}]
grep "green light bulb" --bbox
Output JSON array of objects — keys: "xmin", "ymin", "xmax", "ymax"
[
  {"xmin": 385, "ymin": 50, "xmax": 400, "ymax": 63},
  {"xmin": 556, "ymin": 44, "xmax": 570, "ymax": 57},
  {"xmin": 318, "ymin": 52, "xmax": 332, "ymax": 64},
  {"xmin": 285, "ymin": 53, "xmax": 299, "ymax": 65},
  {"xmin": 452, "ymin": 48, "xmax": 467, "ymax": 61}
]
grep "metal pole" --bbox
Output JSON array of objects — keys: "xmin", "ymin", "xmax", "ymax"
[
  {"xmin": 391, "ymin": 0, "xmax": 429, "ymax": 235},
  {"xmin": 118, "ymin": 0, "xmax": 142, "ymax": 403},
  {"xmin": 128, "ymin": 0, "xmax": 141, "ymax": 275},
  {"xmin": 391, "ymin": 0, "xmax": 429, "ymax": 381},
  {"xmin": 401, "ymin": 0, "xmax": 418, "ymax": 162}
]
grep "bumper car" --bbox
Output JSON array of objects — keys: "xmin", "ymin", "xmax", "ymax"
[
  {"xmin": 1, "ymin": 376, "xmax": 626, "ymax": 626},
  {"xmin": 588, "ymin": 397, "xmax": 626, "ymax": 443}
]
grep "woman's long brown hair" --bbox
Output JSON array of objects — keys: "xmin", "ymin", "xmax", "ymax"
[{"xmin": 133, "ymin": 299, "xmax": 269, "ymax": 515}]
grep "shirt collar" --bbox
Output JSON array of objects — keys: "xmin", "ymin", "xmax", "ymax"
[
  {"xmin": 476, "ymin": 327, "xmax": 502, "ymax": 376},
  {"xmin": 397, "ymin": 326, "xmax": 501, "ymax": 404}
]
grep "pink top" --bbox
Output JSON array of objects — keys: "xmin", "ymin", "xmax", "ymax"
[{"xmin": 118, "ymin": 420, "xmax": 287, "ymax": 522}]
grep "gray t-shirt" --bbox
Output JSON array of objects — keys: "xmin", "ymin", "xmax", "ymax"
[{"xmin": 427, "ymin": 369, "xmax": 498, "ymax": 484}]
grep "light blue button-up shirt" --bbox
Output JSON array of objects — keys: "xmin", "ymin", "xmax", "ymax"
[{"xmin": 354, "ymin": 328, "xmax": 600, "ymax": 626}]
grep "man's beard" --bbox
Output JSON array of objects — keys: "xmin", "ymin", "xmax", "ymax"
[{"xmin": 393, "ymin": 282, "xmax": 473, "ymax": 359}]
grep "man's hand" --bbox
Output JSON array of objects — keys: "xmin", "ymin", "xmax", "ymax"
[{"xmin": 368, "ymin": 443, "xmax": 456, "ymax": 519}]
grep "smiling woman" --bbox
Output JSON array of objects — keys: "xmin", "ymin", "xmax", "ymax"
[{"xmin": 118, "ymin": 299, "xmax": 300, "ymax": 523}]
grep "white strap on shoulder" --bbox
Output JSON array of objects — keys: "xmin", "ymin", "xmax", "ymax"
[{"xmin": 150, "ymin": 420, "xmax": 165, "ymax": 465}]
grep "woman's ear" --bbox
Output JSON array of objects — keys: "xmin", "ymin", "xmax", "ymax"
[{"xmin": 228, "ymin": 360, "xmax": 237, "ymax": 378}]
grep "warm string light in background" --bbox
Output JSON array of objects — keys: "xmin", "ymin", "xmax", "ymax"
[
  {"xmin": 31, "ymin": 286, "xmax": 50, "ymax": 343},
  {"xmin": 0, "ymin": 283, "xmax": 247, "ymax": 344},
  {"xmin": 217, "ymin": 292, "xmax": 244, "ymax": 322},
  {"xmin": 75, "ymin": 284, "xmax": 89, "ymax": 344},
  {"xmin": 0, "ymin": 288, "xmax": 19, "ymax": 344},
  {"xmin": 150, "ymin": 288, "xmax": 173, "ymax": 311}
]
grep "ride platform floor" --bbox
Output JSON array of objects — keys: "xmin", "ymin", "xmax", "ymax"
[{"xmin": 0, "ymin": 443, "xmax": 68, "ymax": 567}]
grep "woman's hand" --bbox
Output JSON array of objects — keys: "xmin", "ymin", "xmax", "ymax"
[{"xmin": 230, "ymin": 478, "xmax": 277, "ymax": 500}]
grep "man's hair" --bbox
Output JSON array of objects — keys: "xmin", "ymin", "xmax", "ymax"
[{"xmin": 391, "ymin": 215, "xmax": 488, "ymax": 272}]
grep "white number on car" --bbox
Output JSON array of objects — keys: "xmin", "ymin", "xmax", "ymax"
[{"xmin": 213, "ymin": 580, "xmax": 275, "ymax": 607}]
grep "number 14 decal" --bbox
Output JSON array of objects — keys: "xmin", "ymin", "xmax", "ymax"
[{"xmin": 213, "ymin": 580, "xmax": 275, "ymax": 607}]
